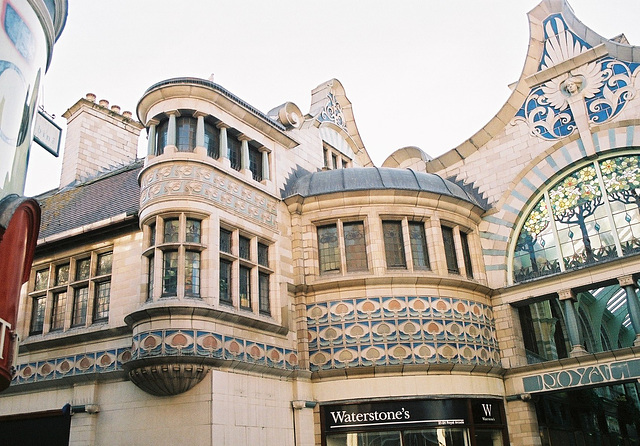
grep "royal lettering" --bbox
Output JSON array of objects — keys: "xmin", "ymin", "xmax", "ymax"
[{"xmin": 523, "ymin": 359, "xmax": 640, "ymax": 393}]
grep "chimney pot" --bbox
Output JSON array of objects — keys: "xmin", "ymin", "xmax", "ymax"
[
  {"xmin": 85, "ymin": 93, "xmax": 96, "ymax": 102},
  {"xmin": 99, "ymin": 99, "xmax": 109, "ymax": 108},
  {"xmin": 111, "ymin": 105, "xmax": 121, "ymax": 114},
  {"xmin": 122, "ymin": 111, "xmax": 132, "ymax": 118}
]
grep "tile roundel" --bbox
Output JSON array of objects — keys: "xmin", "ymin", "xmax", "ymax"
[{"xmin": 306, "ymin": 296, "xmax": 500, "ymax": 372}]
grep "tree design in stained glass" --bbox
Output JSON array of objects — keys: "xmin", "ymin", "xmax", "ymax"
[
  {"xmin": 601, "ymin": 155, "xmax": 640, "ymax": 254},
  {"xmin": 514, "ymin": 198, "xmax": 559, "ymax": 281},
  {"xmin": 548, "ymin": 164, "xmax": 605, "ymax": 266}
]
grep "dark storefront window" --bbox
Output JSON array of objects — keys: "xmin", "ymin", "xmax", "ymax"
[{"xmin": 536, "ymin": 383, "xmax": 640, "ymax": 446}]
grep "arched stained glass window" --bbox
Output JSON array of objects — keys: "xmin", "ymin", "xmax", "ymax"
[{"xmin": 513, "ymin": 153, "xmax": 640, "ymax": 283}]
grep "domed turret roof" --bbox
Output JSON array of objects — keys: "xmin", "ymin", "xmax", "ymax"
[{"xmin": 286, "ymin": 167, "xmax": 482, "ymax": 207}]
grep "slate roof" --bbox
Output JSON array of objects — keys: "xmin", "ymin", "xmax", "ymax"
[
  {"xmin": 285, "ymin": 167, "xmax": 483, "ymax": 208},
  {"xmin": 37, "ymin": 161, "xmax": 142, "ymax": 240}
]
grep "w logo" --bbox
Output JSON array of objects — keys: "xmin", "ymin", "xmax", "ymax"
[{"xmin": 481, "ymin": 404, "xmax": 493, "ymax": 417}]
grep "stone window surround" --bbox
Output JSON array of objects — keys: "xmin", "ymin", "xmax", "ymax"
[
  {"xmin": 218, "ymin": 224, "xmax": 273, "ymax": 317},
  {"xmin": 143, "ymin": 213, "xmax": 206, "ymax": 301},
  {"xmin": 317, "ymin": 218, "xmax": 370, "ymax": 275},
  {"xmin": 146, "ymin": 110, "xmax": 271, "ymax": 184},
  {"xmin": 323, "ymin": 143, "xmax": 351, "ymax": 170},
  {"xmin": 314, "ymin": 216, "xmax": 477, "ymax": 279},
  {"xmin": 27, "ymin": 249, "xmax": 113, "ymax": 336}
]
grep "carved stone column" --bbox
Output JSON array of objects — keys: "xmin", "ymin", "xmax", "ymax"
[
  {"xmin": 619, "ymin": 275, "xmax": 640, "ymax": 346},
  {"xmin": 558, "ymin": 289, "xmax": 588, "ymax": 356},
  {"xmin": 217, "ymin": 122, "xmax": 229, "ymax": 166},
  {"xmin": 146, "ymin": 119, "xmax": 159, "ymax": 156}
]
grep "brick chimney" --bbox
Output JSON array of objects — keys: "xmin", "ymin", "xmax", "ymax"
[{"xmin": 59, "ymin": 93, "xmax": 144, "ymax": 187}]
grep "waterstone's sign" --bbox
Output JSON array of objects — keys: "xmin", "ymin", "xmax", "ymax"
[
  {"xmin": 323, "ymin": 399, "xmax": 503, "ymax": 432},
  {"xmin": 522, "ymin": 358, "xmax": 640, "ymax": 393}
]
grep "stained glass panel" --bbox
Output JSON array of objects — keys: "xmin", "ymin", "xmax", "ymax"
[
  {"xmin": 318, "ymin": 224, "xmax": 340, "ymax": 273},
  {"xmin": 514, "ymin": 155, "xmax": 640, "ymax": 283},
  {"xmin": 35, "ymin": 268, "xmax": 49, "ymax": 291},
  {"xmin": 409, "ymin": 222, "xmax": 430, "ymax": 270},
  {"xmin": 344, "ymin": 222, "xmax": 367, "ymax": 272},
  {"xmin": 75, "ymin": 258, "xmax": 90, "ymax": 281},
  {"xmin": 383, "ymin": 221, "xmax": 406, "ymax": 268},
  {"xmin": 55, "ymin": 264, "xmax": 69, "ymax": 286},
  {"xmin": 186, "ymin": 218, "xmax": 201, "ymax": 243}
]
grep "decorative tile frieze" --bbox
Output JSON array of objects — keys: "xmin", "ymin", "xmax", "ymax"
[
  {"xmin": 12, "ymin": 329, "xmax": 298, "ymax": 386},
  {"xmin": 13, "ymin": 347, "xmax": 132, "ymax": 385},
  {"xmin": 140, "ymin": 163, "xmax": 278, "ymax": 228},
  {"xmin": 306, "ymin": 296, "xmax": 500, "ymax": 372},
  {"xmin": 131, "ymin": 329, "xmax": 298, "ymax": 371}
]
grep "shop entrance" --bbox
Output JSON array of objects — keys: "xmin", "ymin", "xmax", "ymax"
[{"xmin": 321, "ymin": 399, "xmax": 507, "ymax": 446}]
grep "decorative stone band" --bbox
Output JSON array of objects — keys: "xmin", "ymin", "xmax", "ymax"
[
  {"xmin": 306, "ymin": 296, "xmax": 500, "ymax": 372},
  {"xmin": 139, "ymin": 163, "xmax": 278, "ymax": 229},
  {"xmin": 11, "ymin": 329, "xmax": 298, "ymax": 389},
  {"xmin": 130, "ymin": 329, "xmax": 299, "ymax": 373},
  {"xmin": 12, "ymin": 346, "xmax": 132, "ymax": 385},
  {"xmin": 522, "ymin": 358, "xmax": 640, "ymax": 394}
]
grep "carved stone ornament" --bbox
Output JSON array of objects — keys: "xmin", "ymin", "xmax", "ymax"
[
  {"xmin": 318, "ymin": 92, "xmax": 347, "ymax": 130},
  {"xmin": 514, "ymin": 14, "xmax": 640, "ymax": 140}
]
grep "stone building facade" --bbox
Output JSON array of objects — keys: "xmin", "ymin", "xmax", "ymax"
[{"xmin": 2, "ymin": 1, "xmax": 640, "ymax": 445}]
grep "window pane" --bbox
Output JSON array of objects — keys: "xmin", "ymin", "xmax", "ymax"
[
  {"xmin": 72, "ymin": 287, "xmax": 89, "ymax": 326},
  {"xmin": 185, "ymin": 251, "xmax": 200, "ymax": 296},
  {"xmin": 147, "ymin": 254, "xmax": 154, "ymax": 301},
  {"xmin": 258, "ymin": 243, "xmax": 269, "ymax": 267},
  {"xmin": 239, "ymin": 236, "xmax": 251, "ymax": 260},
  {"xmin": 228, "ymin": 136, "xmax": 241, "ymax": 171},
  {"xmin": 93, "ymin": 282, "xmax": 111, "ymax": 321},
  {"xmin": 164, "ymin": 219, "xmax": 179, "ymax": 243},
  {"xmin": 34, "ymin": 269, "xmax": 49, "ymax": 291},
  {"xmin": 327, "ymin": 432, "xmax": 401, "ymax": 446},
  {"xmin": 460, "ymin": 231, "xmax": 473, "ymax": 278},
  {"xmin": 259, "ymin": 272, "xmax": 270, "ymax": 315},
  {"xmin": 442, "ymin": 226, "xmax": 459, "ymax": 274},
  {"xmin": 344, "ymin": 222, "xmax": 367, "ymax": 272},
  {"xmin": 249, "ymin": 145, "xmax": 263, "ymax": 181},
  {"xmin": 30, "ymin": 295, "xmax": 46, "ymax": 334},
  {"xmin": 409, "ymin": 222, "xmax": 430, "ymax": 269},
  {"xmin": 220, "ymin": 228, "xmax": 232, "ymax": 253},
  {"xmin": 219, "ymin": 259, "xmax": 232, "ymax": 304},
  {"xmin": 204, "ymin": 122, "xmax": 219, "ymax": 158},
  {"xmin": 50, "ymin": 291, "xmax": 67, "ymax": 331},
  {"xmin": 382, "ymin": 221, "xmax": 406, "ymax": 268},
  {"xmin": 176, "ymin": 116, "xmax": 196, "ymax": 152},
  {"xmin": 239, "ymin": 266, "xmax": 251, "ymax": 309},
  {"xmin": 162, "ymin": 251, "xmax": 178, "ymax": 296},
  {"xmin": 55, "ymin": 264, "xmax": 69, "ymax": 286},
  {"xmin": 75, "ymin": 258, "xmax": 90, "ymax": 281},
  {"xmin": 156, "ymin": 120, "xmax": 167, "ymax": 155},
  {"xmin": 404, "ymin": 428, "xmax": 469, "ymax": 446},
  {"xmin": 149, "ymin": 222, "xmax": 156, "ymax": 246},
  {"xmin": 186, "ymin": 219, "xmax": 201, "ymax": 243},
  {"xmin": 97, "ymin": 252, "xmax": 113, "ymax": 276},
  {"xmin": 318, "ymin": 224, "xmax": 340, "ymax": 273}
]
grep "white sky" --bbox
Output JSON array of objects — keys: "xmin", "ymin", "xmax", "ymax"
[{"xmin": 24, "ymin": 0, "xmax": 640, "ymax": 196}]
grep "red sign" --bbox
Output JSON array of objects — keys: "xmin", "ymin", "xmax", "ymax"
[{"xmin": 0, "ymin": 196, "xmax": 40, "ymax": 391}]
